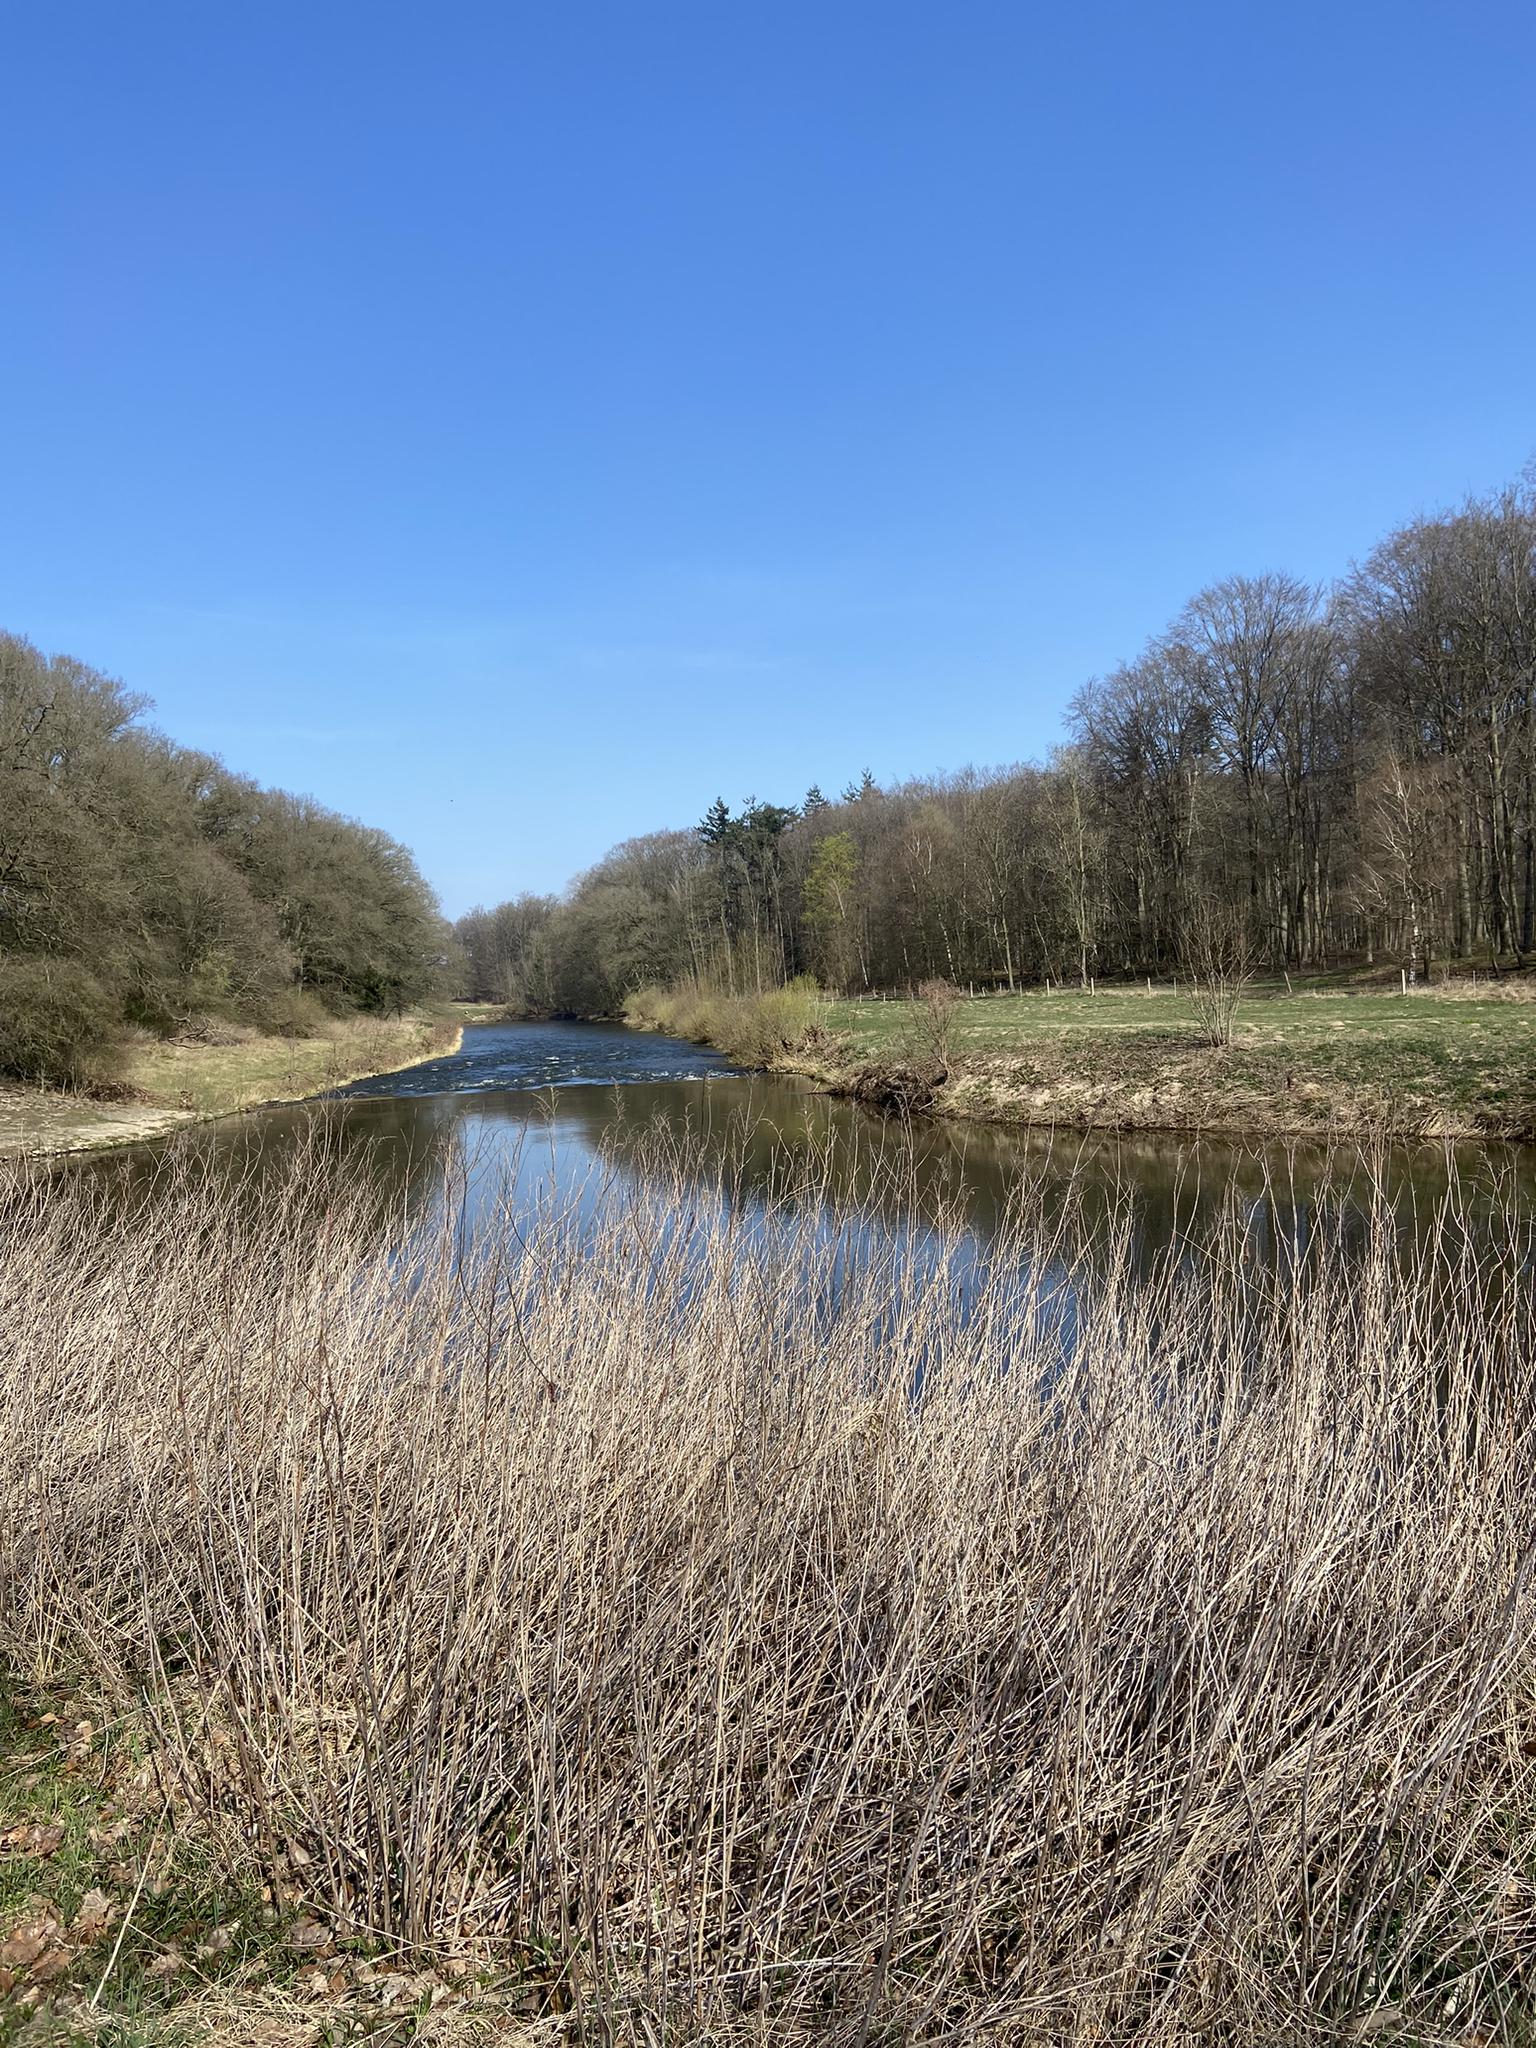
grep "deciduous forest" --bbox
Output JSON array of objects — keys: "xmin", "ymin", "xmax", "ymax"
[
  {"xmin": 458, "ymin": 476, "xmax": 1536, "ymax": 1013},
  {"xmin": 9, "ymin": 470, "xmax": 1534, "ymax": 1092},
  {"xmin": 0, "ymin": 632, "xmax": 447, "ymax": 1084}
]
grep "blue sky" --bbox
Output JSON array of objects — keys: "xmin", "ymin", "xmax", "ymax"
[{"xmin": 3, "ymin": 1, "xmax": 1533, "ymax": 916}]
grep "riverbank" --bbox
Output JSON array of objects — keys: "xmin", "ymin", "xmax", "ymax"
[
  {"xmin": 628, "ymin": 981, "xmax": 1536, "ymax": 1142},
  {"xmin": 0, "ymin": 1011, "xmax": 462, "ymax": 1159}
]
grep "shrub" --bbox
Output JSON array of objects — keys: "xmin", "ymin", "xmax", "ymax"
[
  {"xmin": 4, "ymin": 1142, "xmax": 1535, "ymax": 2039},
  {"xmin": 1181, "ymin": 900, "xmax": 1257, "ymax": 1047},
  {"xmin": 624, "ymin": 977, "xmax": 825, "ymax": 1066},
  {"xmin": 905, "ymin": 976, "xmax": 962, "ymax": 1071},
  {"xmin": 0, "ymin": 956, "xmax": 121, "ymax": 1088},
  {"xmin": 253, "ymin": 986, "xmax": 329, "ymax": 1039}
]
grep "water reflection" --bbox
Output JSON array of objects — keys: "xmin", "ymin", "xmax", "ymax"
[{"xmin": 55, "ymin": 1025, "xmax": 1536, "ymax": 1312}]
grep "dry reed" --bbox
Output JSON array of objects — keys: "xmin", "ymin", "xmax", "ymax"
[{"xmin": 2, "ymin": 1129, "xmax": 1534, "ymax": 2044}]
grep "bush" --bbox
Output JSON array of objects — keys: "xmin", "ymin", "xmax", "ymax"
[
  {"xmin": 0, "ymin": 956, "xmax": 121, "ymax": 1088},
  {"xmin": 624, "ymin": 978, "xmax": 824, "ymax": 1066},
  {"xmin": 901, "ymin": 976, "xmax": 962, "ymax": 1071},
  {"xmin": 253, "ymin": 986, "xmax": 329, "ymax": 1039},
  {"xmin": 7, "ymin": 1144, "xmax": 1535, "ymax": 2038},
  {"xmin": 1181, "ymin": 901, "xmax": 1257, "ymax": 1048}
]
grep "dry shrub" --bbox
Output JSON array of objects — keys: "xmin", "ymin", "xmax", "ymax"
[
  {"xmin": 913, "ymin": 976, "xmax": 962, "ymax": 1068},
  {"xmin": 2, "ymin": 1136, "xmax": 1535, "ymax": 2043},
  {"xmin": 876, "ymin": 978, "xmax": 964, "ymax": 1105},
  {"xmin": 624, "ymin": 978, "xmax": 824, "ymax": 1066},
  {"xmin": 1421, "ymin": 974, "xmax": 1536, "ymax": 1003},
  {"xmin": 1182, "ymin": 901, "xmax": 1258, "ymax": 1048}
]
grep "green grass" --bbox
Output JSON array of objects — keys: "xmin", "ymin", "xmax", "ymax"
[
  {"xmin": 0, "ymin": 1667, "xmax": 528, "ymax": 2044},
  {"xmin": 0, "ymin": 1668, "xmax": 283, "ymax": 2045},
  {"xmin": 820, "ymin": 982, "xmax": 1536, "ymax": 1137}
]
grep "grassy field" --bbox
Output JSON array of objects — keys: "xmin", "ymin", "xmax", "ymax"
[
  {"xmin": 0, "ymin": 1011, "xmax": 461, "ymax": 1159},
  {"xmin": 814, "ymin": 981, "xmax": 1536, "ymax": 1140}
]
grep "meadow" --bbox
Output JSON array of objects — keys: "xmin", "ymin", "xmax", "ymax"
[{"xmin": 818, "ymin": 981, "xmax": 1536, "ymax": 1140}]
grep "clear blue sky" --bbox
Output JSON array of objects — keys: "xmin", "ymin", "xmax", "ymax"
[{"xmin": 4, "ymin": 1, "xmax": 1532, "ymax": 916}]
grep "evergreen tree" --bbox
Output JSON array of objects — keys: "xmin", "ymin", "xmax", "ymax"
[{"xmin": 697, "ymin": 797, "xmax": 732, "ymax": 845}]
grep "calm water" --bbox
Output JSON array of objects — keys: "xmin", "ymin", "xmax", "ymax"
[{"xmin": 58, "ymin": 1021, "xmax": 1536, "ymax": 1282}]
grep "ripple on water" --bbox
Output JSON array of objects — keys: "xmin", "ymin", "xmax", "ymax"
[{"xmin": 329, "ymin": 1019, "xmax": 739, "ymax": 1101}]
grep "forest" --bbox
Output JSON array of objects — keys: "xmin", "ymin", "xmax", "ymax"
[
  {"xmin": 0, "ymin": 632, "xmax": 447, "ymax": 1085},
  {"xmin": 457, "ymin": 475, "xmax": 1536, "ymax": 1013}
]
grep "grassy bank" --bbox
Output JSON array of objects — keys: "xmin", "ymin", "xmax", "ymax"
[
  {"xmin": 449, "ymin": 1000, "xmax": 515, "ymax": 1027},
  {"xmin": 3, "ymin": 1139, "xmax": 1535, "ymax": 2041},
  {"xmin": 0, "ymin": 1011, "xmax": 461, "ymax": 1159},
  {"xmin": 0, "ymin": 1669, "xmax": 536, "ymax": 2046},
  {"xmin": 830, "ymin": 982, "xmax": 1536, "ymax": 1139},
  {"xmin": 632, "ymin": 977, "xmax": 1536, "ymax": 1140}
]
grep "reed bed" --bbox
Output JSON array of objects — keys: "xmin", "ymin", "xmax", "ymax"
[{"xmin": 2, "ymin": 1131, "xmax": 1534, "ymax": 2044}]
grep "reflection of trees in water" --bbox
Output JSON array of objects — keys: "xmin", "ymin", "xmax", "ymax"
[
  {"xmin": 548, "ymin": 1079, "xmax": 1535, "ymax": 1286},
  {"xmin": 60, "ymin": 1098, "xmax": 459, "ymax": 1251},
  {"xmin": 48, "ymin": 1076, "xmax": 1536, "ymax": 1313},
  {"xmin": 390, "ymin": 1084, "xmax": 1533, "ymax": 1381}
]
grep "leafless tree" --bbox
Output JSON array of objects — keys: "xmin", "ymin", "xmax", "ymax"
[{"xmin": 1181, "ymin": 898, "xmax": 1257, "ymax": 1047}]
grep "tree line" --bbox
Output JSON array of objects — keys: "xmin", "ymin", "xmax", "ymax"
[
  {"xmin": 1, "ymin": 632, "xmax": 447, "ymax": 1084},
  {"xmin": 457, "ymin": 472, "xmax": 1536, "ymax": 1013}
]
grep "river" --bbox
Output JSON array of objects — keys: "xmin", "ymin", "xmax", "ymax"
[{"xmin": 57, "ymin": 1019, "xmax": 1536, "ymax": 1285}]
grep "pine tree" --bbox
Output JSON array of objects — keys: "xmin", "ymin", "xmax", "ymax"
[{"xmin": 697, "ymin": 797, "xmax": 732, "ymax": 845}]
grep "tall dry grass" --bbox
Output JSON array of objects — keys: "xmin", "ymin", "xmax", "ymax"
[
  {"xmin": 2, "ymin": 1134, "xmax": 1535, "ymax": 2044},
  {"xmin": 624, "ymin": 978, "xmax": 828, "ymax": 1067}
]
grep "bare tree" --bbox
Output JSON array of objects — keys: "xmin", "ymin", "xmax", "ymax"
[
  {"xmin": 1181, "ymin": 898, "xmax": 1256, "ymax": 1048},
  {"xmin": 914, "ymin": 976, "xmax": 963, "ymax": 1069}
]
